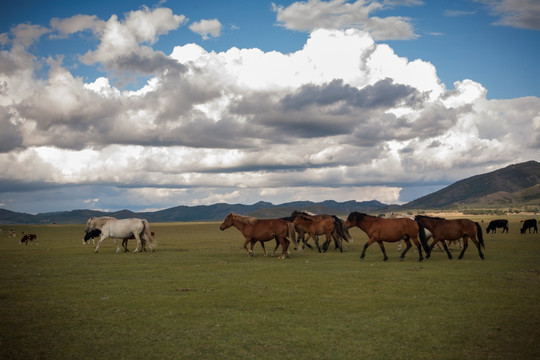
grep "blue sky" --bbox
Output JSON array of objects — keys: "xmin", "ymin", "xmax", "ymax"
[{"xmin": 0, "ymin": 0, "xmax": 539, "ymax": 214}]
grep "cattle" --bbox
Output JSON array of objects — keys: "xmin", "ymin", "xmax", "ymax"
[
  {"xmin": 20, "ymin": 233, "xmax": 38, "ymax": 245},
  {"xmin": 486, "ymin": 219, "xmax": 509, "ymax": 234},
  {"xmin": 520, "ymin": 219, "xmax": 538, "ymax": 234}
]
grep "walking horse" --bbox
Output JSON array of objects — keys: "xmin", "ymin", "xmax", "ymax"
[
  {"xmin": 219, "ymin": 213, "xmax": 301, "ymax": 259},
  {"xmin": 84, "ymin": 217, "xmax": 155, "ymax": 253},
  {"xmin": 414, "ymin": 215, "xmax": 484, "ymax": 260},
  {"xmin": 344, "ymin": 212, "xmax": 430, "ymax": 261}
]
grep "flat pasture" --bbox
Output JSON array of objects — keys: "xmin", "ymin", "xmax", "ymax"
[{"xmin": 0, "ymin": 216, "xmax": 539, "ymax": 359}]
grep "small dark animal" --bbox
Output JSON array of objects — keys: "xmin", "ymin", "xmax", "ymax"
[
  {"xmin": 84, "ymin": 229, "xmax": 102, "ymax": 243},
  {"xmin": 20, "ymin": 233, "xmax": 38, "ymax": 245},
  {"xmin": 84, "ymin": 229, "xmax": 153, "ymax": 252},
  {"xmin": 486, "ymin": 219, "xmax": 508, "ymax": 234},
  {"xmin": 520, "ymin": 219, "xmax": 538, "ymax": 234}
]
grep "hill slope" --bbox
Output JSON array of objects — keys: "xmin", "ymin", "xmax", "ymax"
[{"xmin": 406, "ymin": 160, "xmax": 540, "ymax": 208}]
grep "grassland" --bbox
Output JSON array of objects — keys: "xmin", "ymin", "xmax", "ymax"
[{"xmin": 0, "ymin": 215, "xmax": 539, "ymax": 359}]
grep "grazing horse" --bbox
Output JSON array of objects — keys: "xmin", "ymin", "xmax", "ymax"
[
  {"xmin": 415, "ymin": 215, "xmax": 484, "ymax": 260},
  {"xmin": 20, "ymin": 233, "xmax": 38, "ymax": 245},
  {"xmin": 84, "ymin": 217, "xmax": 154, "ymax": 253},
  {"xmin": 520, "ymin": 219, "xmax": 538, "ymax": 234},
  {"xmin": 219, "ymin": 213, "xmax": 300, "ymax": 259},
  {"xmin": 486, "ymin": 219, "xmax": 508, "ymax": 234},
  {"xmin": 345, "ymin": 212, "xmax": 430, "ymax": 262}
]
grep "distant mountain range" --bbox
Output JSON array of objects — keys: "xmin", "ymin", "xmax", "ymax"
[{"xmin": 1, "ymin": 160, "xmax": 539, "ymax": 225}]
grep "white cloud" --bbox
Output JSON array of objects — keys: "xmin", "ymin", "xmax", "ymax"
[
  {"xmin": 80, "ymin": 7, "xmax": 187, "ymax": 73},
  {"xmin": 189, "ymin": 19, "xmax": 222, "ymax": 40},
  {"xmin": 273, "ymin": 0, "xmax": 421, "ymax": 40},
  {"xmin": 0, "ymin": 5, "xmax": 539, "ymax": 213}
]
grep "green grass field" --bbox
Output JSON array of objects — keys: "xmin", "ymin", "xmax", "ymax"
[{"xmin": 1, "ymin": 216, "xmax": 539, "ymax": 359}]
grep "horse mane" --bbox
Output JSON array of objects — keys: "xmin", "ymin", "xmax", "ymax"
[
  {"xmin": 415, "ymin": 215, "xmax": 445, "ymax": 221},
  {"xmin": 87, "ymin": 216, "xmax": 117, "ymax": 229},
  {"xmin": 230, "ymin": 213, "xmax": 258, "ymax": 225}
]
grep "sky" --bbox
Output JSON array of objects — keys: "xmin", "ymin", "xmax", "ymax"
[{"xmin": 0, "ymin": 0, "xmax": 539, "ymax": 214}]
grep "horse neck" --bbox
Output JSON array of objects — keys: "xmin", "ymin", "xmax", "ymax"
[
  {"xmin": 230, "ymin": 218, "xmax": 250, "ymax": 234},
  {"xmin": 419, "ymin": 217, "xmax": 439, "ymax": 231}
]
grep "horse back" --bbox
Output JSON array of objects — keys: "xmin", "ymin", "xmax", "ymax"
[
  {"xmin": 434, "ymin": 219, "xmax": 477, "ymax": 240},
  {"xmin": 368, "ymin": 217, "xmax": 418, "ymax": 241},
  {"xmin": 249, "ymin": 219, "xmax": 288, "ymax": 240},
  {"xmin": 103, "ymin": 218, "xmax": 145, "ymax": 238}
]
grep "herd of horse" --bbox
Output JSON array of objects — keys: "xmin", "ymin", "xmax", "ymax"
[
  {"xmin": 7, "ymin": 211, "xmax": 537, "ymax": 261},
  {"xmin": 77, "ymin": 212, "xmax": 537, "ymax": 261}
]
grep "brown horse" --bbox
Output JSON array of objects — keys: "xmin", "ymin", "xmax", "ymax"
[
  {"xmin": 290, "ymin": 211, "xmax": 351, "ymax": 252},
  {"xmin": 219, "ymin": 213, "xmax": 300, "ymax": 259},
  {"xmin": 291, "ymin": 213, "xmax": 343, "ymax": 252},
  {"xmin": 414, "ymin": 215, "xmax": 484, "ymax": 260},
  {"xmin": 345, "ymin": 212, "xmax": 430, "ymax": 261}
]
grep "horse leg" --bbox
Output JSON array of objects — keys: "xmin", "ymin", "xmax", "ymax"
[
  {"xmin": 322, "ymin": 232, "xmax": 332, "ymax": 252},
  {"xmin": 411, "ymin": 238, "xmax": 425, "ymax": 262},
  {"xmin": 122, "ymin": 239, "xmax": 129, "ymax": 252},
  {"xmin": 278, "ymin": 236, "xmax": 290, "ymax": 259},
  {"xmin": 272, "ymin": 238, "xmax": 280, "ymax": 256},
  {"xmin": 377, "ymin": 241, "xmax": 389, "ymax": 261},
  {"xmin": 359, "ymin": 239, "xmax": 375, "ymax": 260},
  {"xmin": 113, "ymin": 238, "xmax": 123, "ymax": 253},
  {"xmin": 243, "ymin": 238, "xmax": 254, "ymax": 256},
  {"xmin": 132, "ymin": 233, "xmax": 142, "ymax": 253},
  {"xmin": 94, "ymin": 234, "xmax": 108, "ymax": 253},
  {"xmin": 439, "ymin": 240, "xmax": 452, "ymax": 260},
  {"xmin": 312, "ymin": 234, "xmax": 322, "ymax": 253},
  {"xmin": 399, "ymin": 238, "xmax": 412, "ymax": 260},
  {"xmin": 469, "ymin": 237, "xmax": 485, "ymax": 260},
  {"xmin": 260, "ymin": 240, "xmax": 268, "ymax": 256},
  {"xmin": 458, "ymin": 236, "xmax": 469, "ymax": 259}
]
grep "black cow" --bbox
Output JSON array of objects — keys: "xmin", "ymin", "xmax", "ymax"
[
  {"xmin": 520, "ymin": 219, "xmax": 538, "ymax": 234},
  {"xmin": 20, "ymin": 233, "xmax": 38, "ymax": 245},
  {"xmin": 486, "ymin": 219, "xmax": 508, "ymax": 234}
]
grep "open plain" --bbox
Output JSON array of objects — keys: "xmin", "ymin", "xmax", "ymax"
[{"xmin": 0, "ymin": 215, "xmax": 539, "ymax": 359}]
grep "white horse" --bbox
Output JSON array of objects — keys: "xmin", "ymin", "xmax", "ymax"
[{"xmin": 84, "ymin": 217, "xmax": 155, "ymax": 253}]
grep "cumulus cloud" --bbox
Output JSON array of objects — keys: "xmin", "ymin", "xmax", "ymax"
[
  {"xmin": 80, "ymin": 7, "xmax": 187, "ymax": 74},
  {"xmin": 189, "ymin": 19, "xmax": 222, "ymax": 39},
  {"xmin": 273, "ymin": 0, "xmax": 421, "ymax": 40},
  {"xmin": 0, "ymin": 4, "xmax": 539, "ymax": 213}
]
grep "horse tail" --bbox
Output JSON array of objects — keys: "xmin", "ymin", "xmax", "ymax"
[
  {"xmin": 475, "ymin": 222, "xmax": 485, "ymax": 248},
  {"xmin": 417, "ymin": 221, "xmax": 431, "ymax": 256},
  {"xmin": 142, "ymin": 219, "xmax": 156, "ymax": 250},
  {"xmin": 332, "ymin": 215, "xmax": 352, "ymax": 243},
  {"xmin": 286, "ymin": 222, "xmax": 301, "ymax": 251}
]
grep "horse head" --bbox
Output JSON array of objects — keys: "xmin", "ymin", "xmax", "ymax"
[
  {"xmin": 344, "ymin": 211, "xmax": 366, "ymax": 227},
  {"xmin": 220, "ymin": 213, "xmax": 234, "ymax": 231}
]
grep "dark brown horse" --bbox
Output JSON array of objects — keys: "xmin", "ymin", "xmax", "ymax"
[
  {"xmin": 289, "ymin": 211, "xmax": 351, "ymax": 252},
  {"xmin": 414, "ymin": 215, "xmax": 485, "ymax": 260},
  {"xmin": 344, "ymin": 212, "xmax": 430, "ymax": 261},
  {"xmin": 219, "ymin": 213, "xmax": 300, "ymax": 259}
]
